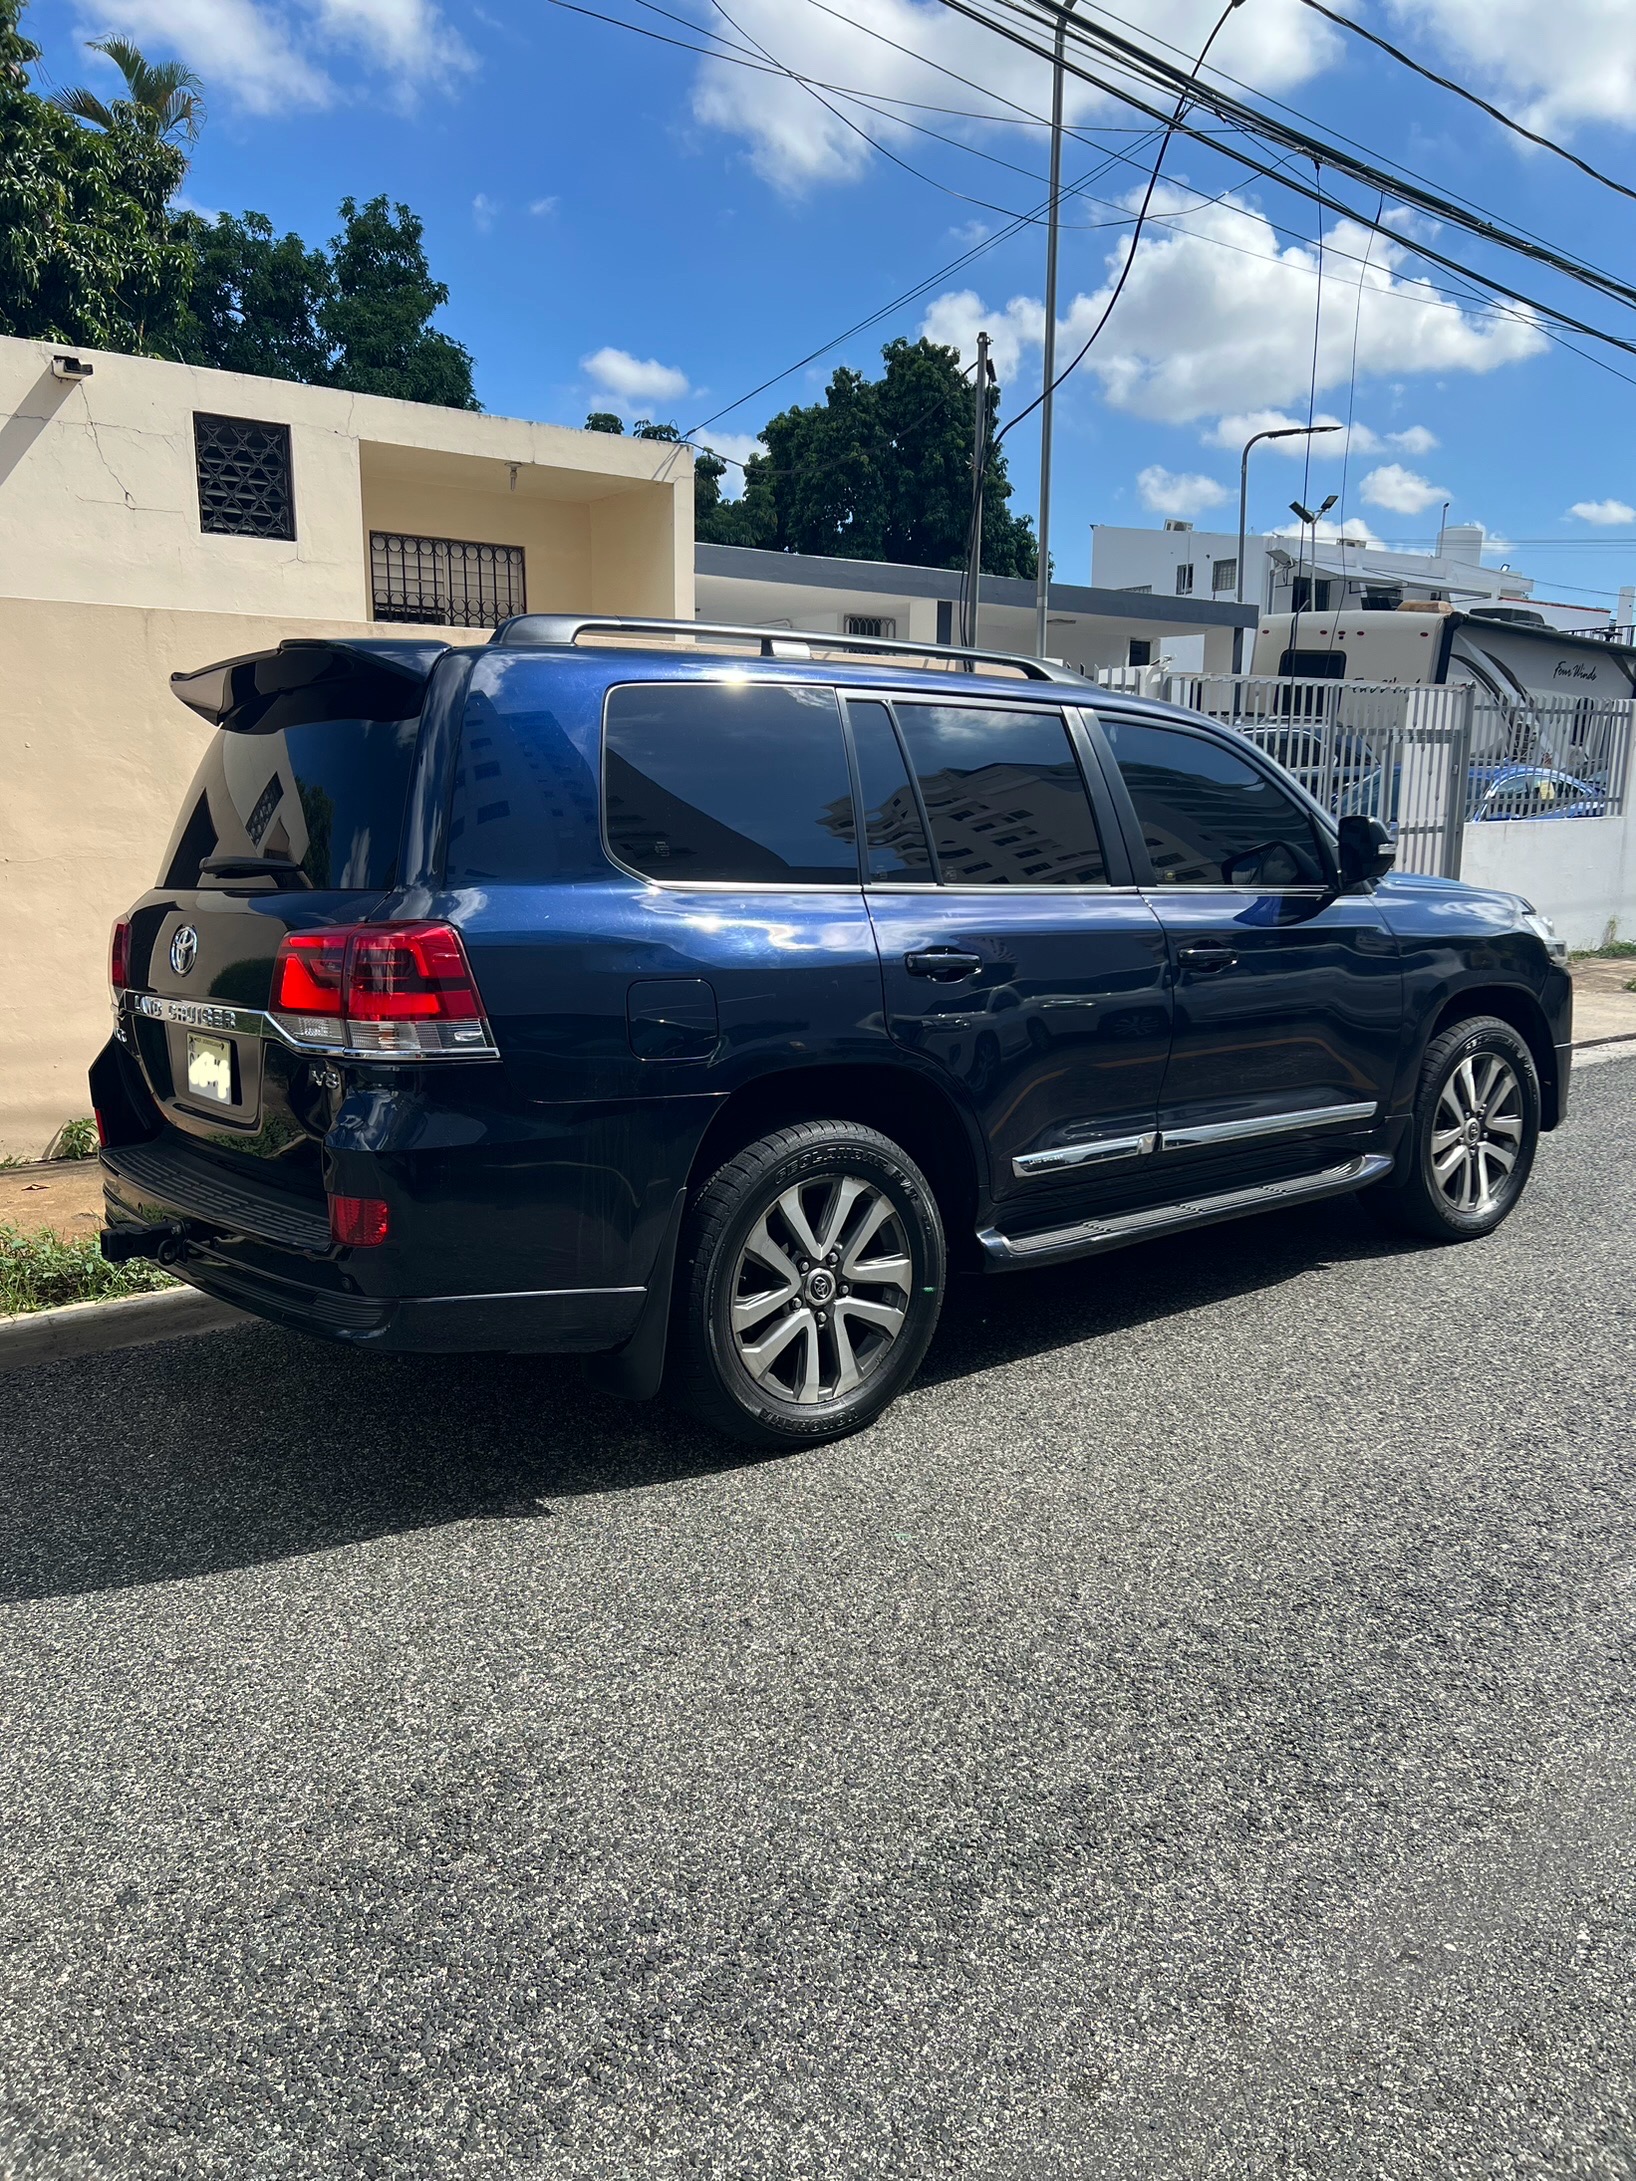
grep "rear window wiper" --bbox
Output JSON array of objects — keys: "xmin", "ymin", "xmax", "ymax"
[{"xmin": 197, "ymin": 855, "xmax": 314, "ymax": 893}]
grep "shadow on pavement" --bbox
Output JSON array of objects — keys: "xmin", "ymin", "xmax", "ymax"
[{"xmin": 2, "ymin": 1192, "xmax": 1418, "ymax": 1604}]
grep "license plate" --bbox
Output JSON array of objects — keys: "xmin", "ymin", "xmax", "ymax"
[{"xmin": 186, "ymin": 1032, "xmax": 235, "ymax": 1105}]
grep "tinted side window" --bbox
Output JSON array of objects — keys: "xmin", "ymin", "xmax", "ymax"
[
  {"xmin": 846, "ymin": 699, "xmax": 932, "ymax": 883},
  {"xmin": 892, "ymin": 704, "xmax": 1107, "ymax": 886},
  {"xmin": 604, "ymin": 682, "xmax": 857, "ymax": 884},
  {"xmin": 1103, "ymin": 718, "xmax": 1328, "ymax": 887}
]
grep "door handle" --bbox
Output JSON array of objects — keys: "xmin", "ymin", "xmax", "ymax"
[
  {"xmin": 1177, "ymin": 941, "xmax": 1238, "ymax": 974},
  {"xmin": 905, "ymin": 948, "xmax": 983, "ymax": 981}
]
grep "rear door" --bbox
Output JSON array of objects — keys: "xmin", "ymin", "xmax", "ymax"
[
  {"xmin": 850, "ymin": 693, "xmax": 1171, "ymax": 1220},
  {"xmin": 123, "ymin": 644, "xmax": 445, "ymax": 1170},
  {"xmin": 1094, "ymin": 710, "xmax": 1402, "ymax": 1186}
]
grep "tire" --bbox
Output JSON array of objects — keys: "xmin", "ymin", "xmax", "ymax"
[
  {"xmin": 1366, "ymin": 1015, "xmax": 1540, "ymax": 1242},
  {"xmin": 674, "ymin": 1120, "xmax": 946, "ymax": 1449}
]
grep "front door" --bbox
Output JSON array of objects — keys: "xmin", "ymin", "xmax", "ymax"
[
  {"xmin": 845, "ymin": 694, "xmax": 1172, "ymax": 1221},
  {"xmin": 1094, "ymin": 711, "xmax": 1402, "ymax": 1189}
]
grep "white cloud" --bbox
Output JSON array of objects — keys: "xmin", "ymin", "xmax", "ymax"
[
  {"xmin": 918, "ymin": 288, "xmax": 1042, "ymax": 385},
  {"xmin": 699, "ymin": 429, "xmax": 768, "ymax": 499},
  {"xmin": 1269, "ymin": 515, "xmax": 1381, "ymax": 544},
  {"xmin": 73, "ymin": 0, "xmax": 331, "ymax": 109},
  {"xmin": 529, "ymin": 196, "xmax": 559, "ymax": 218},
  {"xmin": 1567, "ymin": 497, "xmax": 1636, "ymax": 525},
  {"xmin": 582, "ymin": 347, "xmax": 692, "ymax": 408},
  {"xmin": 1389, "ymin": 424, "xmax": 1440, "ymax": 456},
  {"xmin": 1385, "ymin": 0, "xmax": 1636, "ymax": 135},
  {"xmin": 688, "ymin": 0, "xmax": 1338, "ymax": 190},
  {"xmin": 75, "ymin": 0, "xmax": 472, "ymax": 109},
  {"xmin": 922, "ymin": 194, "xmax": 1545, "ymax": 425},
  {"xmin": 1360, "ymin": 463, "xmax": 1451, "ymax": 515},
  {"xmin": 1136, "ymin": 465, "xmax": 1230, "ymax": 520},
  {"xmin": 471, "ymin": 192, "xmax": 499, "ymax": 233},
  {"xmin": 1202, "ymin": 408, "xmax": 1380, "ymax": 457}
]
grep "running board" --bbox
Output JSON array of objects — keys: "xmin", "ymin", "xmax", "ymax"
[{"xmin": 978, "ymin": 1153, "xmax": 1396, "ymax": 1269}]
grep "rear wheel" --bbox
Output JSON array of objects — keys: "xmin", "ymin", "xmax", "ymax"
[
  {"xmin": 1367, "ymin": 1015, "xmax": 1540, "ymax": 1241},
  {"xmin": 675, "ymin": 1120, "xmax": 945, "ymax": 1448}
]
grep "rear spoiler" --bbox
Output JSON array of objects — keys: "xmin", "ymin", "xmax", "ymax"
[{"xmin": 170, "ymin": 638, "xmax": 458, "ymax": 732}]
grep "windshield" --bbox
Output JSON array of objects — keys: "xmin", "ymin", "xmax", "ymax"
[{"xmin": 159, "ymin": 717, "xmax": 420, "ymax": 892}]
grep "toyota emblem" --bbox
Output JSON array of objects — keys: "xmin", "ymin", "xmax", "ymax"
[{"xmin": 169, "ymin": 925, "xmax": 199, "ymax": 978}]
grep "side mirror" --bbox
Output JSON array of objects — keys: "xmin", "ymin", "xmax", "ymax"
[{"xmin": 1337, "ymin": 813, "xmax": 1397, "ymax": 890}]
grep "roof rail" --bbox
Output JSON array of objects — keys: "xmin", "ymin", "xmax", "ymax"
[{"xmin": 487, "ymin": 614, "xmax": 1086, "ymax": 683}]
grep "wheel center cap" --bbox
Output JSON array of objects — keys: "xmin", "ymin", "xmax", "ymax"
[
  {"xmin": 805, "ymin": 1267, "xmax": 835, "ymax": 1305},
  {"xmin": 1463, "ymin": 1117, "xmax": 1483, "ymax": 1146}
]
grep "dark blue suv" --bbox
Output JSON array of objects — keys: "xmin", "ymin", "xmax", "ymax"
[{"xmin": 94, "ymin": 618, "xmax": 1572, "ymax": 1446}]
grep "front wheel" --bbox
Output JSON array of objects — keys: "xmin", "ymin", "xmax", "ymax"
[
  {"xmin": 1366, "ymin": 1015, "xmax": 1540, "ymax": 1242},
  {"xmin": 675, "ymin": 1120, "xmax": 946, "ymax": 1448}
]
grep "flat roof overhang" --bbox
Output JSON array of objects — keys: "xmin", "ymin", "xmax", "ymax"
[{"xmin": 696, "ymin": 543, "xmax": 1256, "ymax": 635}]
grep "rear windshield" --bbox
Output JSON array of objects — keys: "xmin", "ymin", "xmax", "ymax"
[{"xmin": 158, "ymin": 717, "xmax": 419, "ymax": 892}]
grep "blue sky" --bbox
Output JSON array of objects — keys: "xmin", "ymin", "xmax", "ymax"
[{"xmin": 24, "ymin": 0, "xmax": 1636, "ymax": 611}]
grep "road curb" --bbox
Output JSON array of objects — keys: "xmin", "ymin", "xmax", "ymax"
[
  {"xmin": 1573, "ymin": 1034, "xmax": 1636, "ymax": 1070},
  {"xmin": 0, "ymin": 1286, "xmax": 248, "ymax": 1372}
]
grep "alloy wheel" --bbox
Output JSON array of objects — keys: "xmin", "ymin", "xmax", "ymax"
[
  {"xmin": 729, "ymin": 1173, "xmax": 913, "ymax": 1406},
  {"xmin": 1431, "ymin": 1052, "xmax": 1523, "ymax": 1217}
]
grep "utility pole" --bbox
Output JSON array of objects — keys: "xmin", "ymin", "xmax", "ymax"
[
  {"xmin": 964, "ymin": 328, "xmax": 991, "ymax": 649},
  {"xmin": 1034, "ymin": 1, "xmax": 1076, "ymax": 660}
]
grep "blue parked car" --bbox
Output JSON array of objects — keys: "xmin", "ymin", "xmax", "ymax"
[{"xmin": 94, "ymin": 619, "xmax": 1573, "ymax": 1446}]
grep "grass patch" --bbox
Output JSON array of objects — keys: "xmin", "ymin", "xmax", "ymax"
[
  {"xmin": 1, "ymin": 1223, "xmax": 175, "ymax": 1317},
  {"xmin": 1572, "ymin": 940, "xmax": 1636, "ymax": 960}
]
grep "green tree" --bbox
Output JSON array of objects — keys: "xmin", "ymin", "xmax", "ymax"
[
  {"xmin": 172, "ymin": 209, "xmax": 331, "ymax": 381},
  {"xmin": 321, "ymin": 195, "xmax": 477, "ymax": 410},
  {"xmin": 710, "ymin": 337, "xmax": 1036, "ymax": 576},
  {"xmin": 52, "ymin": 34, "xmax": 204, "ymax": 142},
  {"xmin": 0, "ymin": 0, "xmax": 193, "ymax": 351},
  {"xmin": 584, "ymin": 410, "xmax": 623, "ymax": 433}
]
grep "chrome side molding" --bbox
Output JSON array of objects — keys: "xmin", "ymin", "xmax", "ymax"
[
  {"xmin": 1012, "ymin": 1132, "xmax": 1157, "ymax": 1177},
  {"xmin": 981, "ymin": 1153, "xmax": 1395, "ymax": 1267},
  {"xmin": 1012, "ymin": 1101, "xmax": 1378, "ymax": 1179},
  {"xmin": 1160, "ymin": 1100, "xmax": 1378, "ymax": 1151}
]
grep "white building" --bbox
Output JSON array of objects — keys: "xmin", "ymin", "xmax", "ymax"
[
  {"xmin": 695, "ymin": 543, "xmax": 1255, "ymax": 677},
  {"xmin": 1091, "ymin": 520, "xmax": 1605, "ymax": 635}
]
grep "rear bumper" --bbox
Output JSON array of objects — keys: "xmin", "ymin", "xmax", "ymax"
[
  {"xmin": 100, "ymin": 1143, "xmax": 647, "ymax": 1355},
  {"xmin": 167, "ymin": 1251, "xmax": 645, "ymax": 1353}
]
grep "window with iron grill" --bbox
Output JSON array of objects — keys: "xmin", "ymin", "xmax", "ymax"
[
  {"xmin": 845, "ymin": 614, "xmax": 897, "ymax": 640},
  {"xmin": 369, "ymin": 533, "xmax": 527, "ymax": 629},
  {"xmin": 194, "ymin": 414, "xmax": 295, "ymax": 539}
]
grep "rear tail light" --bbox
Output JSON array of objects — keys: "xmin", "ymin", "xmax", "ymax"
[
  {"xmin": 330, "ymin": 1194, "xmax": 390, "ymax": 1248},
  {"xmin": 93, "ymin": 1108, "xmax": 109, "ymax": 1148},
  {"xmin": 110, "ymin": 918, "xmax": 132, "ymax": 994},
  {"xmin": 269, "ymin": 923, "xmax": 494, "ymax": 1058}
]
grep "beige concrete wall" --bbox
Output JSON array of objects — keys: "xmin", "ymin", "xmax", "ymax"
[
  {"xmin": 0, "ymin": 598, "xmax": 481, "ymax": 1157},
  {"xmin": 0, "ymin": 337, "xmax": 695, "ymax": 1153},
  {"xmin": 0, "ymin": 336, "xmax": 693, "ymax": 621}
]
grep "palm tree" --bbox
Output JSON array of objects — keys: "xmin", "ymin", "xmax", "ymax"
[{"xmin": 53, "ymin": 35, "xmax": 204, "ymax": 143}]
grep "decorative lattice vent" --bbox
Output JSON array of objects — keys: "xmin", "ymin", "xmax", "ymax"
[{"xmin": 194, "ymin": 413, "xmax": 295, "ymax": 540}]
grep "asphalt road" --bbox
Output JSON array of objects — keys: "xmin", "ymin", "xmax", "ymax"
[{"xmin": 4, "ymin": 1063, "xmax": 1635, "ymax": 2181}]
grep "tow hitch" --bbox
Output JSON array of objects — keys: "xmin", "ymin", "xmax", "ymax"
[{"xmin": 101, "ymin": 1222, "xmax": 193, "ymax": 1268}]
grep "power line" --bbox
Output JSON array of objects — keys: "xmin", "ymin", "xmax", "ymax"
[
  {"xmin": 933, "ymin": 0, "xmax": 1636, "ymax": 331},
  {"xmin": 1298, "ymin": 0, "xmax": 1636, "ymax": 213}
]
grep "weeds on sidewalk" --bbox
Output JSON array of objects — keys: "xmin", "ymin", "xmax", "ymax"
[{"xmin": 1, "ymin": 1224, "xmax": 174, "ymax": 1316}]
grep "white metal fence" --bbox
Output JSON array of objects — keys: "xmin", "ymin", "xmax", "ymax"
[{"xmin": 1092, "ymin": 670, "xmax": 1636, "ymax": 878}]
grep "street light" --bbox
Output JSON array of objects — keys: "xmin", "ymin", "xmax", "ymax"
[
  {"xmin": 1236, "ymin": 424, "xmax": 1341, "ymax": 605},
  {"xmin": 1034, "ymin": 0, "xmax": 1078, "ymax": 661}
]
